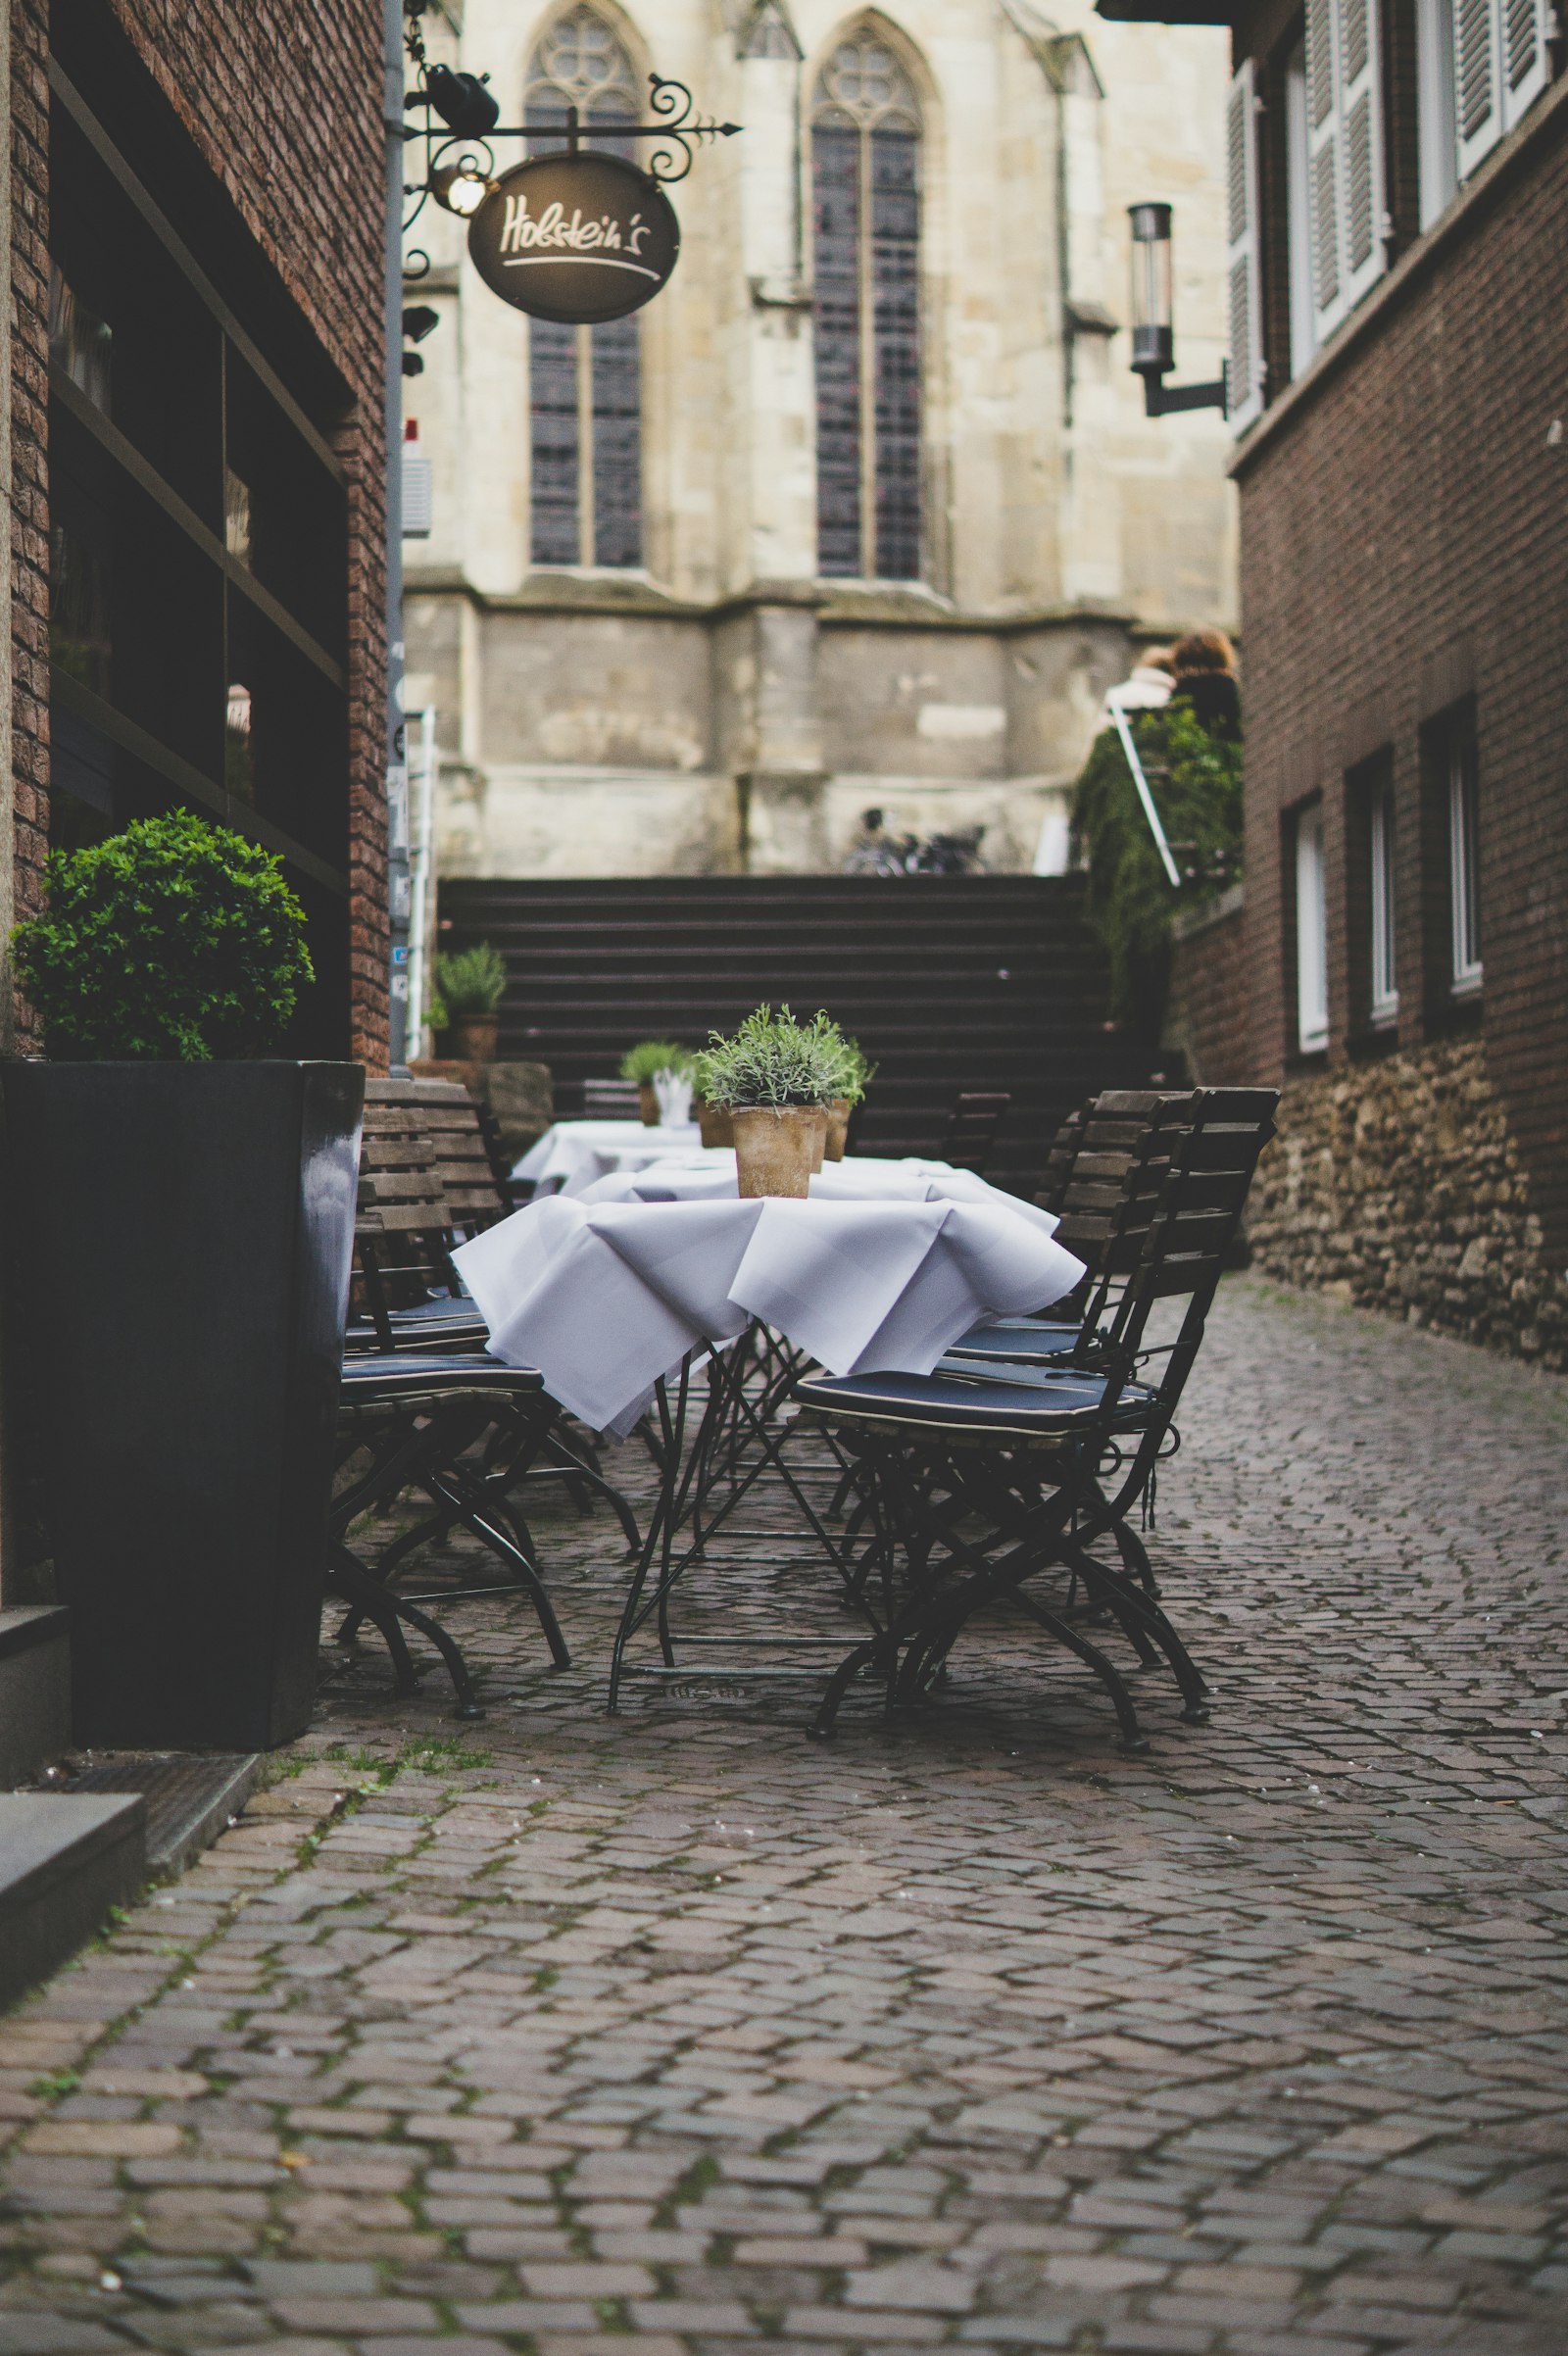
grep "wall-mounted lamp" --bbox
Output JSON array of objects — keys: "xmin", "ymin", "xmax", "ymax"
[
  {"xmin": 419, "ymin": 63, "xmax": 500, "ymax": 139},
  {"xmin": 1127, "ymin": 203, "xmax": 1227, "ymax": 417},
  {"xmin": 430, "ymin": 160, "xmax": 491, "ymax": 217}
]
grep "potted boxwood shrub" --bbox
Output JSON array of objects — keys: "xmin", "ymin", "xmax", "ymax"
[
  {"xmin": 3, "ymin": 811, "xmax": 364, "ymax": 1750},
  {"xmin": 433, "ymin": 942, "xmax": 507, "ymax": 1063},
  {"xmin": 619, "ymin": 1038, "xmax": 693, "ymax": 1127},
  {"xmin": 699, "ymin": 1006, "xmax": 843, "ymax": 1197}
]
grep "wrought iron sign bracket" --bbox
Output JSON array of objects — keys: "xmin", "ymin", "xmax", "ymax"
[{"xmin": 401, "ymin": 12, "xmax": 741, "ymax": 270}]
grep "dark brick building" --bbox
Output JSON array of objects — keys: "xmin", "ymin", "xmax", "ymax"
[
  {"xmin": 1103, "ymin": 0, "xmax": 1568, "ymax": 1367},
  {"xmin": 8, "ymin": 0, "xmax": 391, "ymax": 1063}
]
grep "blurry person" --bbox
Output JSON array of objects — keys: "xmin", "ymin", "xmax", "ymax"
[
  {"xmin": 1170, "ymin": 627, "xmax": 1241, "ymax": 739},
  {"xmin": 1097, "ymin": 644, "xmax": 1175, "ymax": 729}
]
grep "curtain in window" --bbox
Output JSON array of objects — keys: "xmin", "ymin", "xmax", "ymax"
[
  {"xmin": 810, "ymin": 31, "xmax": 922, "ymax": 580},
  {"xmin": 525, "ymin": 6, "xmax": 643, "ymax": 569}
]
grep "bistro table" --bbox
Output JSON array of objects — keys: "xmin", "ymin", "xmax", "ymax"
[
  {"xmin": 513, "ymin": 1117, "xmax": 718, "ymax": 1197},
  {"xmin": 452, "ymin": 1156, "xmax": 1085, "ymax": 1711}
]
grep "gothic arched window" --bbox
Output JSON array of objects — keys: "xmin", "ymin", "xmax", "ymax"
[
  {"xmin": 810, "ymin": 29, "xmax": 922, "ymax": 580},
  {"xmin": 525, "ymin": 7, "xmax": 643, "ymax": 568}
]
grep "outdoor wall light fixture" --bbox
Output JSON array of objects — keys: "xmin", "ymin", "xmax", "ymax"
[
  {"xmin": 419, "ymin": 62, "xmax": 501, "ymax": 140},
  {"xmin": 1127, "ymin": 203, "xmax": 1227, "ymax": 417},
  {"xmin": 429, "ymin": 160, "xmax": 490, "ymax": 218}
]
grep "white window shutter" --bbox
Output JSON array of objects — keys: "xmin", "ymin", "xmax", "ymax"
[
  {"xmin": 1501, "ymin": 0, "xmax": 1551, "ymax": 128},
  {"xmin": 1226, "ymin": 60, "xmax": 1264, "ymax": 432},
  {"xmin": 1339, "ymin": 0, "xmax": 1385, "ymax": 308},
  {"xmin": 1454, "ymin": 0, "xmax": 1503, "ymax": 174},
  {"xmin": 1306, "ymin": 0, "xmax": 1387, "ymax": 342},
  {"xmin": 1305, "ymin": 0, "xmax": 1346, "ymax": 340}
]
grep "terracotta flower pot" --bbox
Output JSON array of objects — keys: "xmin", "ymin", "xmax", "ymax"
[
  {"xmin": 696, "ymin": 1097, "xmax": 734, "ymax": 1149},
  {"xmin": 731, "ymin": 1105, "xmax": 822, "ymax": 1199},
  {"xmin": 450, "ymin": 1013, "xmax": 498, "ymax": 1063},
  {"xmin": 637, "ymin": 1082, "xmax": 659, "ymax": 1126},
  {"xmin": 825, "ymin": 1098, "xmax": 852, "ymax": 1160},
  {"xmin": 808, "ymin": 1105, "xmax": 828, "ymax": 1172}
]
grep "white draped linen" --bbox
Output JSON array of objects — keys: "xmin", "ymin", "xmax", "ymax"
[
  {"xmin": 513, "ymin": 1118, "xmax": 712, "ymax": 1197},
  {"xmin": 452, "ymin": 1158, "xmax": 1085, "ymax": 1437}
]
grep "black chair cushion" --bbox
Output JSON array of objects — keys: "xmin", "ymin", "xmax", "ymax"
[
  {"xmin": 339, "ymin": 1352, "xmax": 545, "ymax": 1406},
  {"xmin": 794, "ymin": 1364, "xmax": 1157, "ymax": 1441},
  {"xmin": 943, "ymin": 1317, "xmax": 1080, "ymax": 1364},
  {"xmin": 345, "ymin": 1297, "xmax": 488, "ymax": 1354}
]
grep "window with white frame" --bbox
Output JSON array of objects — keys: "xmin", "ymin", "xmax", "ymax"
[
  {"xmin": 1303, "ymin": 0, "xmax": 1386, "ymax": 347},
  {"xmin": 1226, "ymin": 60, "xmax": 1265, "ymax": 429},
  {"xmin": 1416, "ymin": 0, "xmax": 1459, "ymax": 225},
  {"xmin": 1369, "ymin": 775, "xmax": 1398, "ymax": 1022},
  {"xmin": 1417, "ymin": 0, "xmax": 1551, "ymax": 221},
  {"xmin": 1284, "ymin": 37, "xmax": 1318, "ymax": 379},
  {"xmin": 1295, "ymin": 801, "xmax": 1330, "ymax": 1053},
  {"xmin": 1447, "ymin": 733, "xmax": 1483, "ymax": 991}
]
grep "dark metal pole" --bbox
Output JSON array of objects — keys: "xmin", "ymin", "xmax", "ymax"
[{"xmin": 384, "ymin": 0, "xmax": 411, "ymax": 1070}]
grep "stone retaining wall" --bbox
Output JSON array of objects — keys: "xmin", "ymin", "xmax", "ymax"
[{"xmin": 1249, "ymin": 1036, "xmax": 1568, "ymax": 1369}]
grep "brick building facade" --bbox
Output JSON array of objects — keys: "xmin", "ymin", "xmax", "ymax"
[
  {"xmin": 1107, "ymin": 0, "xmax": 1568, "ymax": 1367},
  {"xmin": 6, "ymin": 0, "xmax": 391, "ymax": 1063}
]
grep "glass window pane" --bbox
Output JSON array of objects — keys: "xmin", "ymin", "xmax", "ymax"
[
  {"xmin": 1370, "ymin": 781, "xmax": 1397, "ymax": 1019},
  {"xmin": 591, "ymin": 317, "xmax": 642, "ymax": 568},
  {"xmin": 530, "ymin": 319, "xmax": 581, "ymax": 565},
  {"xmin": 1449, "ymin": 737, "xmax": 1482, "ymax": 987},
  {"xmin": 870, "ymin": 126, "xmax": 921, "ymax": 580},
  {"xmin": 811, "ymin": 123, "xmax": 862, "ymax": 576},
  {"xmin": 811, "ymin": 31, "xmax": 921, "ymax": 583},
  {"xmin": 1296, "ymin": 803, "xmax": 1329, "ymax": 1052}
]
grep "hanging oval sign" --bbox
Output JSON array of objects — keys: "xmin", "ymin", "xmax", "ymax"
[{"xmin": 466, "ymin": 153, "xmax": 680, "ymax": 324}]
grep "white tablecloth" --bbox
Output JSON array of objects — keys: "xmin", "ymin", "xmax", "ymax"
[
  {"xmin": 453, "ymin": 1159, "xmax": 1085, "ymax": 1436},
  {"xmin": 514, "ymin": 1118, "xmax": 710, "ymax": 1197}
]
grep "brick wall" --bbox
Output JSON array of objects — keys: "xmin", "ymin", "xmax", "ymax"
[
  {"xmin": 9, "ymin": 0, "xmax": 389, "ymax": 1064},
  {"xmin": 1163, "ymin": 889, "xmax": 1250, "ymax": 1085},
  {"xmin": 1206, "ymin": 77, "xmax": 1568, "ymax": 1290}
]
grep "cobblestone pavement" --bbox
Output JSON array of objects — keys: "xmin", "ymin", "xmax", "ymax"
[{"xmin": 3, "ymin": 1277, "xmax": 1567, "ymax": 2356}]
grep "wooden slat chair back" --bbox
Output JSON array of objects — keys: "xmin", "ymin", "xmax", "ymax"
[
  {"xmin": 1053, "ymin": 1090, "xmax": 1197, "ymax": 1287},
  {"xmin": 356, "ymin": 1081, "xmax": 466, "ymax": 1350},
  {"xmin": 1034, "ymin": 1103, "xmax": 1089, "ymax": 1215},
  {"xmin": 943, "ymin": 1090, "xmax": 1011, "ymax": 1176},
  {"xmin": 402, "ymin": 1077, "xmax": 509, "ymax": 1234}
]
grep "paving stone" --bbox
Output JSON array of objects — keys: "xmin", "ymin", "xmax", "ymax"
[{"xmin": 0, "ymin": 1282, "xmax": 1564, "ymax": 2355}]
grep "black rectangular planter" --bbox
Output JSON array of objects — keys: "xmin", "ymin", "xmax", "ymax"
[{"xmin": 2, "ymin": 1061, "xmax": 364, "ymax": 1750}]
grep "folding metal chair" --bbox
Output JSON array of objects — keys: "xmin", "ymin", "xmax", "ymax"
[
  {"xmin": 944, "ymin": 1089, "xmax": 1194, "ymax": 1379},
  {"xmin": 791, "ymin": 1090, "xmax": 1280, "ymax": 1749}
]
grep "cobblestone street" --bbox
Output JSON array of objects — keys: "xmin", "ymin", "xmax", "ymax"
[{"xmin": 2, "ymin": 1277, "xmax": 1566, "ymax": 2356}]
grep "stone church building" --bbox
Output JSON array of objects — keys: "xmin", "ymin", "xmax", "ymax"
[{"xmin": 404, "ymin": 0, "xmax": 1236, "ymax": 877}]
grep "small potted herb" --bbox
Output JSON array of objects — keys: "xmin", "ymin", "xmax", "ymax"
[
  {"xmin": 433, "ymin": 942, "xmax": 507, "ymax": 1063},
  {"xmin": 691, "ymin": 1050, "xmax": 733, "ymax": 1149},
  {"xmin": 824, "ymin": 1032, "xmax": 875, "ymax": 1160},
  {"xmin": 699, "ymin": 1006, "xmax": 843, "ymax": 1197},
  {"xmin": 4, "ymin": 812, "xmax": 363, "ymax": 1749},
  {"xmin": 619, "ymin": 1039, "xmax": 693, "ymax": 1127}
]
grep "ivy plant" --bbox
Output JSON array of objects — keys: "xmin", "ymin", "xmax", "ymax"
[{"xmin": 1070, "ymin": 702, "xmax": 1244, "ymax": 1036}]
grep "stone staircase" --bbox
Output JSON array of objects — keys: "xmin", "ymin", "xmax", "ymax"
[{"xmin": 437, "ymin": 874, "xmax": 1167, "ymax": 1194}]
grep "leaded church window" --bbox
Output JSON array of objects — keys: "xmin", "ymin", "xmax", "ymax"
[
  {"xmin": 526, "ymin": 7, "xmax": 643, "ymax": 568},
  {"xmin": 811, "ymin": 31, "xmax": 922, "ymax": 580}
]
